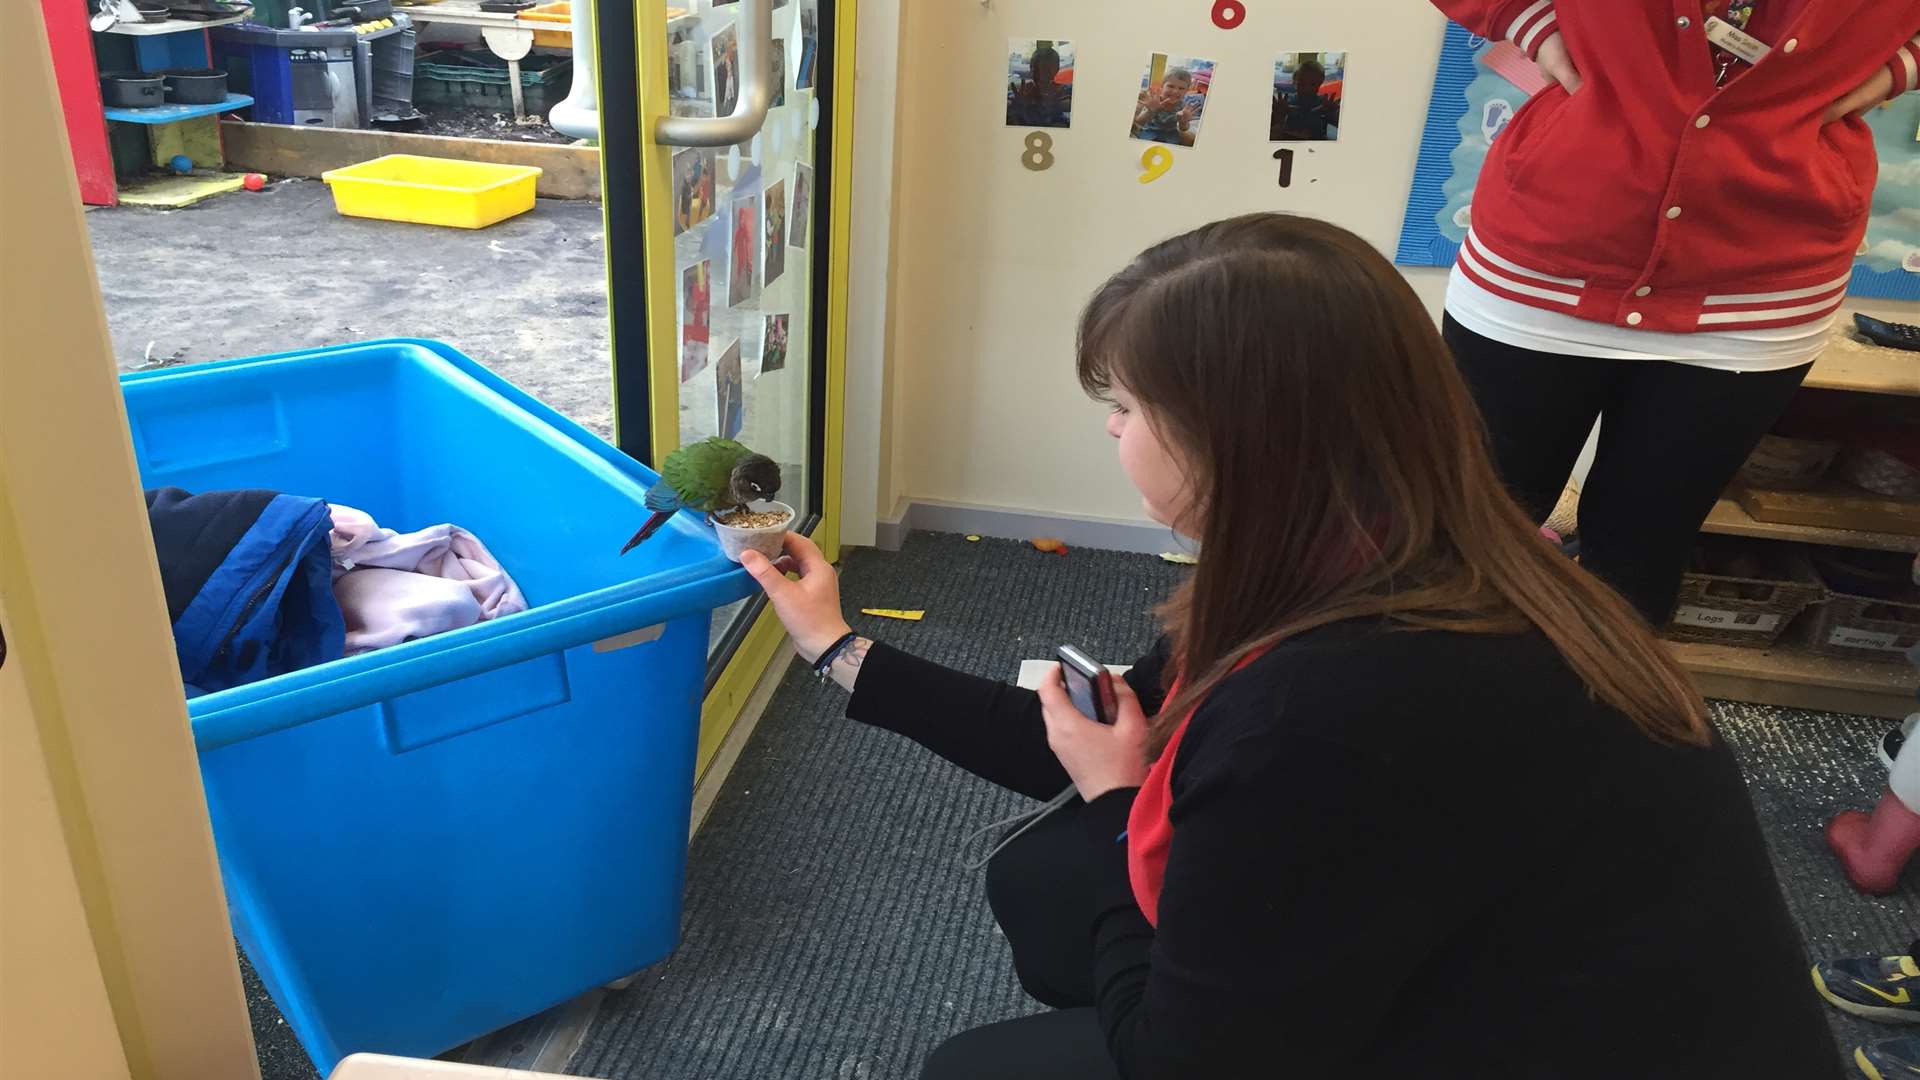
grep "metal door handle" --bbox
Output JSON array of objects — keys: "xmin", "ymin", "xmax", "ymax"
[{"xmin": 656, "ymin": 0, "xmax": 773, "ymax": 147}]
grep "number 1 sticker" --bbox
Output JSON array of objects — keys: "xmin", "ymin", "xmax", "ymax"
[{"xmin": 1273, "ymin": 148, "xmax": 1294, "ymax": 188}]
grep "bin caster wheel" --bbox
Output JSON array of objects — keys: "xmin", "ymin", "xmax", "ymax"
[{"xmin": 605, "ymin": 974, "xmax": 640, "ymax": 991}]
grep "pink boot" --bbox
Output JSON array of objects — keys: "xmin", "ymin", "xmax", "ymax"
[{"xmin": 1828, "ymin": 790, "xmax": 1920, "ymax": 895}]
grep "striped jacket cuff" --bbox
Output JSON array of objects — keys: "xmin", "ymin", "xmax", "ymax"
[
  {"xmin": 1504, "ymin": 1, "xmax": 1558, "ymax": 60},
  {"xmin": 1889, "ymin": 37, "xmax": 1920, "ymax": 98}
]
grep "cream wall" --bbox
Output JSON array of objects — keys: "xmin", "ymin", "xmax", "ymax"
[
  {"xmin": 839, "ymin": 1, "xmax": 1920, "ymax": 542},
  {"xmin": 878, "ymin": 1, "xmax": 1453, "ymax": 526}
]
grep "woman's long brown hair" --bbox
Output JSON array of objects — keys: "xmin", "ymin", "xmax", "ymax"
[{"xmin": 1077, "ymin": 214, "xmax": 1709, "ymax": 755}]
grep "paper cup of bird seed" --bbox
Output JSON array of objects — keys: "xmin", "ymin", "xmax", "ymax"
[{"xmin": 713, "ymin": 501, "xmax": 794, "ymax": 563}]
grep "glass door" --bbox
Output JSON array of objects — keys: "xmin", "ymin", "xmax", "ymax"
[{"xmin": 599, "ymin": 0, "xmax": 838, "ymax": 681}]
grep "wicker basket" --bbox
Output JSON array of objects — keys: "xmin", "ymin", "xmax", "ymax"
[
  {"xmin": 1802, "ymin": 552, "xmax": 1920, "ymax": 661},
  {"xmin": 1801, "ymin": 592, "xmax": 1920, "ymax": 662},
  {"xmin": 1664, "ymin": 541, "xmax": 1826, "ymax": 648},
  {"xmin": 1841, "ymin": 447, "xmax": 1920, "ymax": 498},
  {"xmin": 1738, "ymin": 435, "xmax": 1840, "ymax": 490}
]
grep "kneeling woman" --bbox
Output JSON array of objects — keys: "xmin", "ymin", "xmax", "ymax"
[{"xmin": 742, "ymin": 214, "xmax": 1840, "ymax": 1079}]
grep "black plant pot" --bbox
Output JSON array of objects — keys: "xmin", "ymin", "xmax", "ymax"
[
  {"xmin": 100, "ymin": 71, "xmax": 165, "ymax": 108},
  {"xmin": 161, "ymin": 68, "xmax": 228, "ymax": 105}
]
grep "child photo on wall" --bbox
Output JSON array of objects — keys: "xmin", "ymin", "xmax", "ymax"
[
  {"xmin": 712, "ymin": 22, "xmax": 740, "ymax": 117},
  {"xmin": 770, "ymin": 39, "xmax": 788, "ymax": 108},
  {"xmin": 672, "ymin": 148, "xmax": 716, "ymax": 235},
  {"xmin": 764, "ymin": 180, "xmax": 788, "ymax": 288},
  {"xmin": 762, "ymin": 313, "xmax": 789, "ymax": 375},
  {"xmin": 1005, "ymin": 39, "xmax": 1073, "ymax": 129},
  {"xmin": 715, "ymin": 340, "xmax": 745, "ymax": 441},
  {"xmin": 729, "ymin": 195, "xmax": 758, "ymax": 308},
  {"xmin": 1271, "ymin": 52, "xmax": 1345, "ymax": 141},
  {"xmin": 796, "ymin": 0, "xmax": 819, "ymax": 89},
  {"xmin": 789, "ymin": 162, "xmax": 814, "ymax": 249},
  {"xmin": 1130, "ymin": 54, "xmax": 1216, "ymax": 147},
  {"xmin": 681, "ymin": 260, "xmax": 712, "ymax": 382}
]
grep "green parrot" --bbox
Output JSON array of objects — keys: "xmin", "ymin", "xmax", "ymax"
[{"xmin": 620, "ymin": 437, "xmax": 783, "ymax": 554}]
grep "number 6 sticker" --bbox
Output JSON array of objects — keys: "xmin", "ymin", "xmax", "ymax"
[
  {"xmin": 1211, "ymin": 0, "xmax": 1245, "ymax": 29},
  {"xmin": 1138, "ymin": 146, "xmax": 1173, "ymax": 184}
]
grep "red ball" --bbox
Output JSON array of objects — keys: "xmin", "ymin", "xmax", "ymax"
[{"xmin": 242, "ymin": 173, "xmax": 267, "ymax": 191}]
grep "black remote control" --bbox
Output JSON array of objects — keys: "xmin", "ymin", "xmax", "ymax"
[{"xmin": 1853, "ymin": 313, "xmax": 1920, "ymax": 352}]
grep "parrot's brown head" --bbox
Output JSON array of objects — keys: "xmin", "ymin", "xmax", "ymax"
[{"xmin": 728, "ymin": 454, "xmax": 783, "ymax": 508}]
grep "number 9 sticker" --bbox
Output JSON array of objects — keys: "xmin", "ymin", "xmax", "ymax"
[
  {"xmin": 1138, "ymin": 146, "xmax": 1173, "ymax": 184},
  {"xmin": 1211, "ymin": 0, "xmax": 1245, "ymax": 29}
]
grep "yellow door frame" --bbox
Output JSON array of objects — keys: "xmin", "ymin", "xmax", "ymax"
[
  {"xmin": 3, "ymin": 13, "xmax": 259, "ymax": 1080},
  {"xmin": 624, "ymin": 0, "xmax": 857, "ymax": 774}
]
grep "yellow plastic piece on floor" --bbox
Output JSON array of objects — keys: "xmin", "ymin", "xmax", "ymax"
[
  {"xmin": 117, "ymin": 173, "xmax": 247, "ymax": 209},
  {"xmin": 321, "ymin": 155, "xmax": 542, "ymax": 229},
  {"xmin": 861, "ymin": 608, "xmax": 926, "ymax": 621},
  {"xmin": 1158, "ymin": 552, "xmax": 1198, "ymax": 565}
]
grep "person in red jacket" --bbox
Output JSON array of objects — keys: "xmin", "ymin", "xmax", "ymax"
[{"xmin": 1429, "ymin": 0, "xmax": 1920, "ymax": 622}]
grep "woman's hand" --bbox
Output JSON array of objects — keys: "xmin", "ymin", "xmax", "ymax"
[
  {"xmin": 739, "ymin": 531, "xmax": 852, "ymax": 663},
  {"xmin": 1826, "ymin": 67, "xmax": 1894, "ymax": 123},
  {"xmin": 1535, "ymin": 32, "xmax": 1583, "ymax": 95},
  {"xmin": 1036, "ymin": 667, "xmax": 1151, "ymax": 802}
]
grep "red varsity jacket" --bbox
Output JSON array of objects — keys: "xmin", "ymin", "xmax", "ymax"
[{"xmin": 1431, "ymin": 1, "xmax": 1920, "ymax": 332}]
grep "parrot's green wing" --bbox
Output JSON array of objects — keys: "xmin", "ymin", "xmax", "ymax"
[{"xmin": 662, "ymin": 437, "xmax": 750, "ymax": 511}]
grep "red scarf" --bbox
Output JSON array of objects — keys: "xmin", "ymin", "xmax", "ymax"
[{"xmin": 1125, "ymin": 648, "xmax": 1273, "ymax": 926}]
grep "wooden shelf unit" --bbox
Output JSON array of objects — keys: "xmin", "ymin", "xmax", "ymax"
[
  {"xmin": 1805, "ymin": 331, "xmax": 1920, "ymax": 397},
  {"xmin": 1672, "ymin": 328, "xmax": 1918, "ymax": 717},
  {"xmin": 1700, "ymin": 496, "xmax": 1920, "ymax": 554},
  {"xmin": 1673, "ymin": 641, "xmax": 1917, "ymax": 720}
]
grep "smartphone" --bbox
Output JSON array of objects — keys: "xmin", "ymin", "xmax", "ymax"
[{"xmin": 1056, "ymin": 644, "xmax": 1114, "ymax": 724}]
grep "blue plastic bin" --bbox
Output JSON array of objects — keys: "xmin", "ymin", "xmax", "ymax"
[{"xmin": 120, "ymin": 340, "xmax": 756, "ymax": 1073}]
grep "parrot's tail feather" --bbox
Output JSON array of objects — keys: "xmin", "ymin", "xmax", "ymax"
[{"xmin": 620, "ymin": 511, "xmax": 675, "ymax": 555}]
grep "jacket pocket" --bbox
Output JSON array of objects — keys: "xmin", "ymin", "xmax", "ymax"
[
  {"xmin": 1496, "ymin": 88, "xmax": 1574, "ymax": 192},
  {"xmin": 1818, "ymin": 119, "xmax": 1877, "ymax": 221}
]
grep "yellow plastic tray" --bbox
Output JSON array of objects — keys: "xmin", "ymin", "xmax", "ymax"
[
  {"xmin": 320, "ymin": 154, "xmax": 542, "ymax": 230},
  {"xmin": 524, "ymin": 1, "xmax": 570, "ymax": 47}
]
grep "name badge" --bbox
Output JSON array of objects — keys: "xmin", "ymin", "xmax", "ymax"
[{"xmin": 1704, "ymin": 15, "xmax": 1771, "ymax": 65}]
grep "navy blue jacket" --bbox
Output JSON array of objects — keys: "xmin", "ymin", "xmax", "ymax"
[{"xmin": 145, "ymin": 487, "xmax": 345, "ymax": 695}]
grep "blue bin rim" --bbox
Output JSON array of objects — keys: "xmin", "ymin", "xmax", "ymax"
[{"xmin": 124, "ymin": 338, "xmax": 757, "ymax": 750}]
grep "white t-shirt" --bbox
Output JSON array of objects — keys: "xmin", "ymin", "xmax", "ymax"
[{"xmin": 1445, "ymin": 264, "xmax": 1832, "ymax": 372}]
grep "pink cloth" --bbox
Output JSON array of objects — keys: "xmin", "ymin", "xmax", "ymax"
[{"xmin": 327, "ymin": 504, "xmax": 529, "ymax": 655}]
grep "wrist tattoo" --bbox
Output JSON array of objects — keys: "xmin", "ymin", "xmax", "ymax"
[{"xmin": 836, "ymin": 638, "xmax": 872, "ymax": 670}]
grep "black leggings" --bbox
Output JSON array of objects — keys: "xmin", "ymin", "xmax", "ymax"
[
  {"xmin": 1442, "ymin": 316, "xmax": 1813, "ymax": 622},
  {"xmin": 920, "ymin": 801, "xmax": 1120, "ymax": 1080}
]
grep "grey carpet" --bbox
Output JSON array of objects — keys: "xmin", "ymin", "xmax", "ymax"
[
  {"xmin": 1711, "ymin": 701, "xmax": 1920, "ymax": 1057},
  {"xmin": 568, "ymin": 533, "xmax": 1186, "ymax": 1079}
]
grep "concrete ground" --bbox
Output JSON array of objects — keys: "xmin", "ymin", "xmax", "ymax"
[{"xmin": 86, "ymin": 178, "xmax": 613, "ymax": 438}]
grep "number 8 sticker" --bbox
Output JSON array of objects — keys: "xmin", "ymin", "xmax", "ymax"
[
  {"xmin": 1022, "ymin": 131, "xmax": 1055, "ymax": 172},
  {"xmin": 1211, "ymin": 0, "xmax": 1245, "ymax": 29}
]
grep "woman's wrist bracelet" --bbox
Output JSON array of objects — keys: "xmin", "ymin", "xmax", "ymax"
[{"xmin": 811, "ymin": 631, "xmax": 860, "ymax": 678}]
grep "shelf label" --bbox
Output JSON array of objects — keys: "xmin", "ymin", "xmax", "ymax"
[
  {"xmin": 1672, "ymin": 606, "xmax": 1780, "ymax": 633},
  {"xmin": 1826, "ymin": 626, "xmax": 1916, "ymax": 653}
]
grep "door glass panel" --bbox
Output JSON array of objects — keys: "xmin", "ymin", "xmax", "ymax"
[
  {"xmin": 668, "ymin": 0, "xmax": 817, "ymax": 519},
  {"xmin": 661, "ymin": 0, "xmax": 821, "ymax": 659}
]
